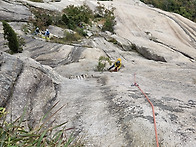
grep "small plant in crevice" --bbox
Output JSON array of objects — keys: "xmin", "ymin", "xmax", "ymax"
[
  {"xmin": 130, "ymin": 43, "xmax": 137, "ymax": 50},
  {"xmin": 0, "ymin": 102, "xmax": 84, "ymax": 146},
  {"xmin": 108, "ymin": 38, "xmax": 118, "ymax": 44},
  {"xmin": 0, "ymin": 107, "xmax": 6, "ymax": 119},
  {"xmin": 97, "ymin": 56, "xmax": 112, "ymax": 72},
  {"xmin": 108, "ymin": 37, "xmax": 125, "ymax": 50}
]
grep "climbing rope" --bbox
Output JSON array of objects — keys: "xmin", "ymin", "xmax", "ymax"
[{"xmin": 133, "ymin": 73, "xmax": 159, "ymax": 147}]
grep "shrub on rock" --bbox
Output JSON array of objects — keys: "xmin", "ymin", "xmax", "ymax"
[{"xmin": 2, "ymin": 21, "xmax": 21, "ymax": 53}]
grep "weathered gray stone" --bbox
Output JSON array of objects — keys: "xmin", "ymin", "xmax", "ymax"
[
  {"xmin": 48, "ymin": 25, "xmax": 65, "ymax": 38},
  {"xmin": 0, "ymin": 0, "xmax": 195, "ymax": 146},
  {"xmin": 0, "ymin": 52, "xmax": 23, "ymax": 107},
  {"xmin": 0, "ymin": 0, "xmax": 31, "ymax": 22},
  {"xmin": 0, "ymin": 52, "xmax": 60, "ymax": 128}
]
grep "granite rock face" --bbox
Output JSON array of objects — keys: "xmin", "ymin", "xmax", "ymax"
[
  {"xmin": 0, "ymin": 52, "xmax": 59, "ymax": 128},
  {"xmin": 0, "ymin": 52, "xmax": 23, "ymax": 107},
  {"xmin": 0, "ymin": 0, "xmax": 31, "ymax": 21},
  {"xmin": 0, "ymin": 0, "xmax": 196, "ymax": 146}
]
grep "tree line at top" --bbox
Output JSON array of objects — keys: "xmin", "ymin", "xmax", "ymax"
[{"xmin": 141, "ymin": 0, "xmax": 196, "ymax": 22}]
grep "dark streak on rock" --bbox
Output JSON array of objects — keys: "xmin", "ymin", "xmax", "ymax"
[
  {"xmin": 57, "ymin": 46, "xmax": 86, "ymax": 66},
  {"xmin": 0, "ymin": 56, "xmax": 24, "ymax": 108},
  {"xmin": 99, "ymin": 84, "xmax": 134, "ymax": 147},
  {"xmin": 151, "ymin": 99, "xmax": 184, "ymax": 113},
  {"xmin": 42, "ymin": 82, "xmax": 59, "ymax": 114},
  {"xmin": 169, "ymin": 113, "xmax": 178, "ymax": 122}
]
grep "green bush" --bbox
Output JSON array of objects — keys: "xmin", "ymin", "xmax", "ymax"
[
  {"xmin": 97, "ymin": 56, "xmax": 112, "ymax": 72},
  {"xmin": 62, "ymin": 5, "xmax": 93, "ymax": 30},
  {"xmin": 62, "ymin": 14, "xmax": 69, "ymax": 25},
  {"xmin": 75, "ymin": 27, "xmax": 87, "ymax": 37},
  {"xmin": 102, "ymin": 16, "xmax": 116, "ymax": 33},
  {"xmin": 2, "ymin": 21, "xmax": 22, "ymax": 53},
  {"xmin": 94, "ymin": 3, "xmax": 116, "ymax": 33},
  {"xmin": 30, "ymin": 8, "xmax": 53, "ymax": 30}
]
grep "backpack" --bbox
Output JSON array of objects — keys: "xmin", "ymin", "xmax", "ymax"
[{"xmin": 46, "ymin": 31, "xmax": 50, "ymax": 35}]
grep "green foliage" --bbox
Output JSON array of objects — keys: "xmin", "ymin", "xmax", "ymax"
[
  {"xmin": 62, "ymin": 14, "xmax": 69, "ymax": 25},
  {"xmin": 108, "ymin": 38, "xmax": 124, "ymax": 49},
  {"xmin": 0, "ymin": 107, "xmax": 6, "ymax": 119},
  {"xmin": 140, "ymin": 0, "xmax": 196, "ymax": 22},
  {"xmin": 61, "ymin": 3, "xmax": 117, "ymax": 33},
  {"xmin": 94, "ymin": 3, "xmax": 105, "ymax": 18},
  {"xmin": 2, "ymin": 21, "xmax": 22, "ymax": 53},
  {"xmin": 30, "ymin": 8, "xmax": 53, "ymax": 30},
  {"xmin": 62, "ymin": 5, "xmax": 93, "ymax": 30},
  {"xmin": 75, "ymin": 27, "xmax": 87, "ymax": 37},
  {"xmin": 102, "ymin": 16, "xmax": 116, "ymax": 33},
  {"xmin": 0, "ymin": 102, "xmax": 83, "ymax": 146},
  {"xmin": 94, "ymin": 3, "xmax": 116, "ymax": 33},
  {"xmin": 29, "ymin": 3, "xmax": 117, "ymax": 41},
  {"xmin": 108, "ymin": 38, "xmax": 118, "ymax": 44},
  {"xmin": 97, "ymin": 56, "xmax": 112, "ymax": 72}
]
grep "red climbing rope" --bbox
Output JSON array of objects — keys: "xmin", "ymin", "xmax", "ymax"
[{"xmin": 133, "ymin": 73, "xmax": 159, "ymax": 147}]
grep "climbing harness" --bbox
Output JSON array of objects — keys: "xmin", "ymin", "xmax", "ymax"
[{"xmin": 132, "ymin": 73, "xmax": 159, "ymax": 147}]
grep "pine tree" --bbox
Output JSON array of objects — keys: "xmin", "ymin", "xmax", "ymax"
[{"xmin": 2, "ymin": 21, "xmax": 20, "ymax": 53}]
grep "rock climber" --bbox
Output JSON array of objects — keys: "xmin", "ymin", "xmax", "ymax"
[
  {"xmin": 35, "ymin": 27, "xmax": 40, "ymax": 35},
  {"xmin": 45, "ymin": 29, "xmax": 50, "ymax": 38},
  {"xmin": 108, "ymin": 58, "xmax": 122, "ymax": 72}
]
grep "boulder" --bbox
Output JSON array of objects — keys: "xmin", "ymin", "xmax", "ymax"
[{"xmin": 0, "ymin": 52, "xmax": 60, "ymax": 127}]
